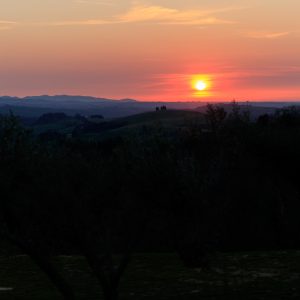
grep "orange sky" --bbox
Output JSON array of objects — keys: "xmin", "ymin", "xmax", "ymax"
[{"xmin": 0, "ymin": 0, "xmax": 300, "ymax": 101}]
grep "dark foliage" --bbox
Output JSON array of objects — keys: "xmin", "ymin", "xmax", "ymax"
[
  {"xmin": 1, "ymin": 104, "xmax": 300, "ymax": 299},
  {"xmin": 35, "ymin": 113, "xmax": 69, "ymax": 124}
]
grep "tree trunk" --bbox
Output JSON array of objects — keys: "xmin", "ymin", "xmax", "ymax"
[
  {"xmin": 81, "ymin": 248, "xmax": 118, "ymax": 300},
  {"xmin": 28, "ymin": 253, "xmax": 76, "ymax": 300},
  {"xmin": 5, "ymin": 234, "xmax": 76, "ymax": 300},
  {"xmin": 1, "ymin": 200, "xmax": 76, "ymax": 300},
  {"xmin": 101, "ymin": 285, "xmax": 119, "ymax": 300}
]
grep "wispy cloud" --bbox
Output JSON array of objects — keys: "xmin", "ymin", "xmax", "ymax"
[
  {"xmin": 117, "ymin": 5, "xmax": 238, "ymax": 25},
  {"xmin": 74, "ymin": 0, "xmax": 115, "ymax": 6},
  {"xmin": 46, "ymin": 4, "xmax": 242, "ymax": 26},
  {"xmin": 247, "ymin": 31, "xmax": 291, "ymax": 39},
  {"xmin": 0, "ymin": 20, "xmax": 18, "ymax": 30},
  {"xmin": 51, "ymin": 19, "xmax": 110, "ymax": 26},
  {"xmin": 0, "ymin": 27, "xmax": 12, "ymax": 30}
]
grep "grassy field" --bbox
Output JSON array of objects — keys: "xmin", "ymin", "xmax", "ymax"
[{"xmin": 1, "ymin": 251, "xmax": 300, "ymax": 299}]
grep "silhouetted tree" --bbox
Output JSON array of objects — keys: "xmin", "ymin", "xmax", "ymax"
[
  {"xmin": 2, "ymin": 105, "xmax": 300, "ymax": 299},
  {"xmin": 257, "ymin": 114, "xmax": 270, "ymax": 126},
  {"xmin": 35, "ymin": 112, "xmax": 68, "ymax": 124},
  {"xmin": 90, "ymin": 114, "xmax": 104, "ymax": 119},
  {"xmin": 205, "ymin": 104, "xmax": 227, "ymax": 133},
  {"xmin": 0, "ymin": 114, "xmax": 76, "ymax": 300}
]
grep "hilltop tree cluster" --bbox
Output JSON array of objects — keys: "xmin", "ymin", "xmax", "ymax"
[{"xmin": 155, "ymin": 106, "xmax": 167, "ymax": 111}]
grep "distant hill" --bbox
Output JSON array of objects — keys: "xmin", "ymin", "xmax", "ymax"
[
  {"xmin": 0, "ymin": 95, "xmax": 205, "ymax": 119},
  {"xmin": 24, "ymin": 103, "xmax": 300, "ymax": 141},
  {"xmin": 73, "ymin": 110, "xmax": 206, "ymax": 140},
  {"xmin": 0, "ymin": 95, "xmax": 299, "ymax": 120},
  {"xmin": 31, "ymin": 109, "xmax": 205, "ymax": 139}
]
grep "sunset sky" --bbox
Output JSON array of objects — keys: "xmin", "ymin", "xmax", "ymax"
[{"xmin": 0, "ymin": 0, "xmax": 300, "ymax": 101}]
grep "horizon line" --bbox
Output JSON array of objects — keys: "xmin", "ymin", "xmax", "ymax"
[{"xmin": 1, "ymin": 94, "xmax": 300, "ymax": 103}]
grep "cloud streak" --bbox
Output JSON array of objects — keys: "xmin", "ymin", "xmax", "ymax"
[
  {"xmin": 117, "ymin": 5, "xmax": 238, "ymax": 25},
  {"xmin": 247, "ymin": 31, "xmax": 291, "ymax": 39},
  {"xmin": 74, "ymin": 0, "xmax": 115, "ymax": 6},
  {"xmin": 0, "ymin": 20, "xmax": 18, "ymax": 30},
  {"xmin": 0, "ymin": 21, "xmax": 17, "ymax": 24},
  {"xmin": 47, "ymin": 4, "xmax": 241, "ymax": 26}
]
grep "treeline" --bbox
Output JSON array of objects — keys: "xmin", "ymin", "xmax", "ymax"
[{"xmin": 0, "ymin": 104, "xmax": 300, "ymax": 299}]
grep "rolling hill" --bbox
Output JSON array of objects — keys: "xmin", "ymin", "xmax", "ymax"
[{"xmin": 31, "ymin": 109, "xmax": 205, "ymax": 140}]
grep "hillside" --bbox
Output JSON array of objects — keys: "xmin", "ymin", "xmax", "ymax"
[
  {"xmin": 0, "ymin": 96, "xmax": 205, "ymax": 118},
  {"xmin": 1, "ymin": 95, "xmax": 298, "ymax": 119},
  {"xmin": 31, "ymin": 109, "xmax": 205, "ymax": 139}
]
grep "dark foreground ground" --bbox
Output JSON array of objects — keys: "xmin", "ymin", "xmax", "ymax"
[{"xmin": 0, "ymin": 251, "xmax": 300, "ymax": 299}]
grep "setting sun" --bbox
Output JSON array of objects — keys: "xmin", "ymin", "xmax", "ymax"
[
  {"xmin": 190, "ymin": 75, "xmax": 212, "ymax": 97},
  {"xmin": 195, "ymin": 80, "xmax": 207, "ymax": 91}
]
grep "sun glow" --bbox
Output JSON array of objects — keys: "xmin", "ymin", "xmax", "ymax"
[
  {"xmin": 191, "ymin": 75, "xmax": 212, "ymax": 97},
  {"xmin": 195, "ymin": 80, "xmax": 207, "ymax": 91}
]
